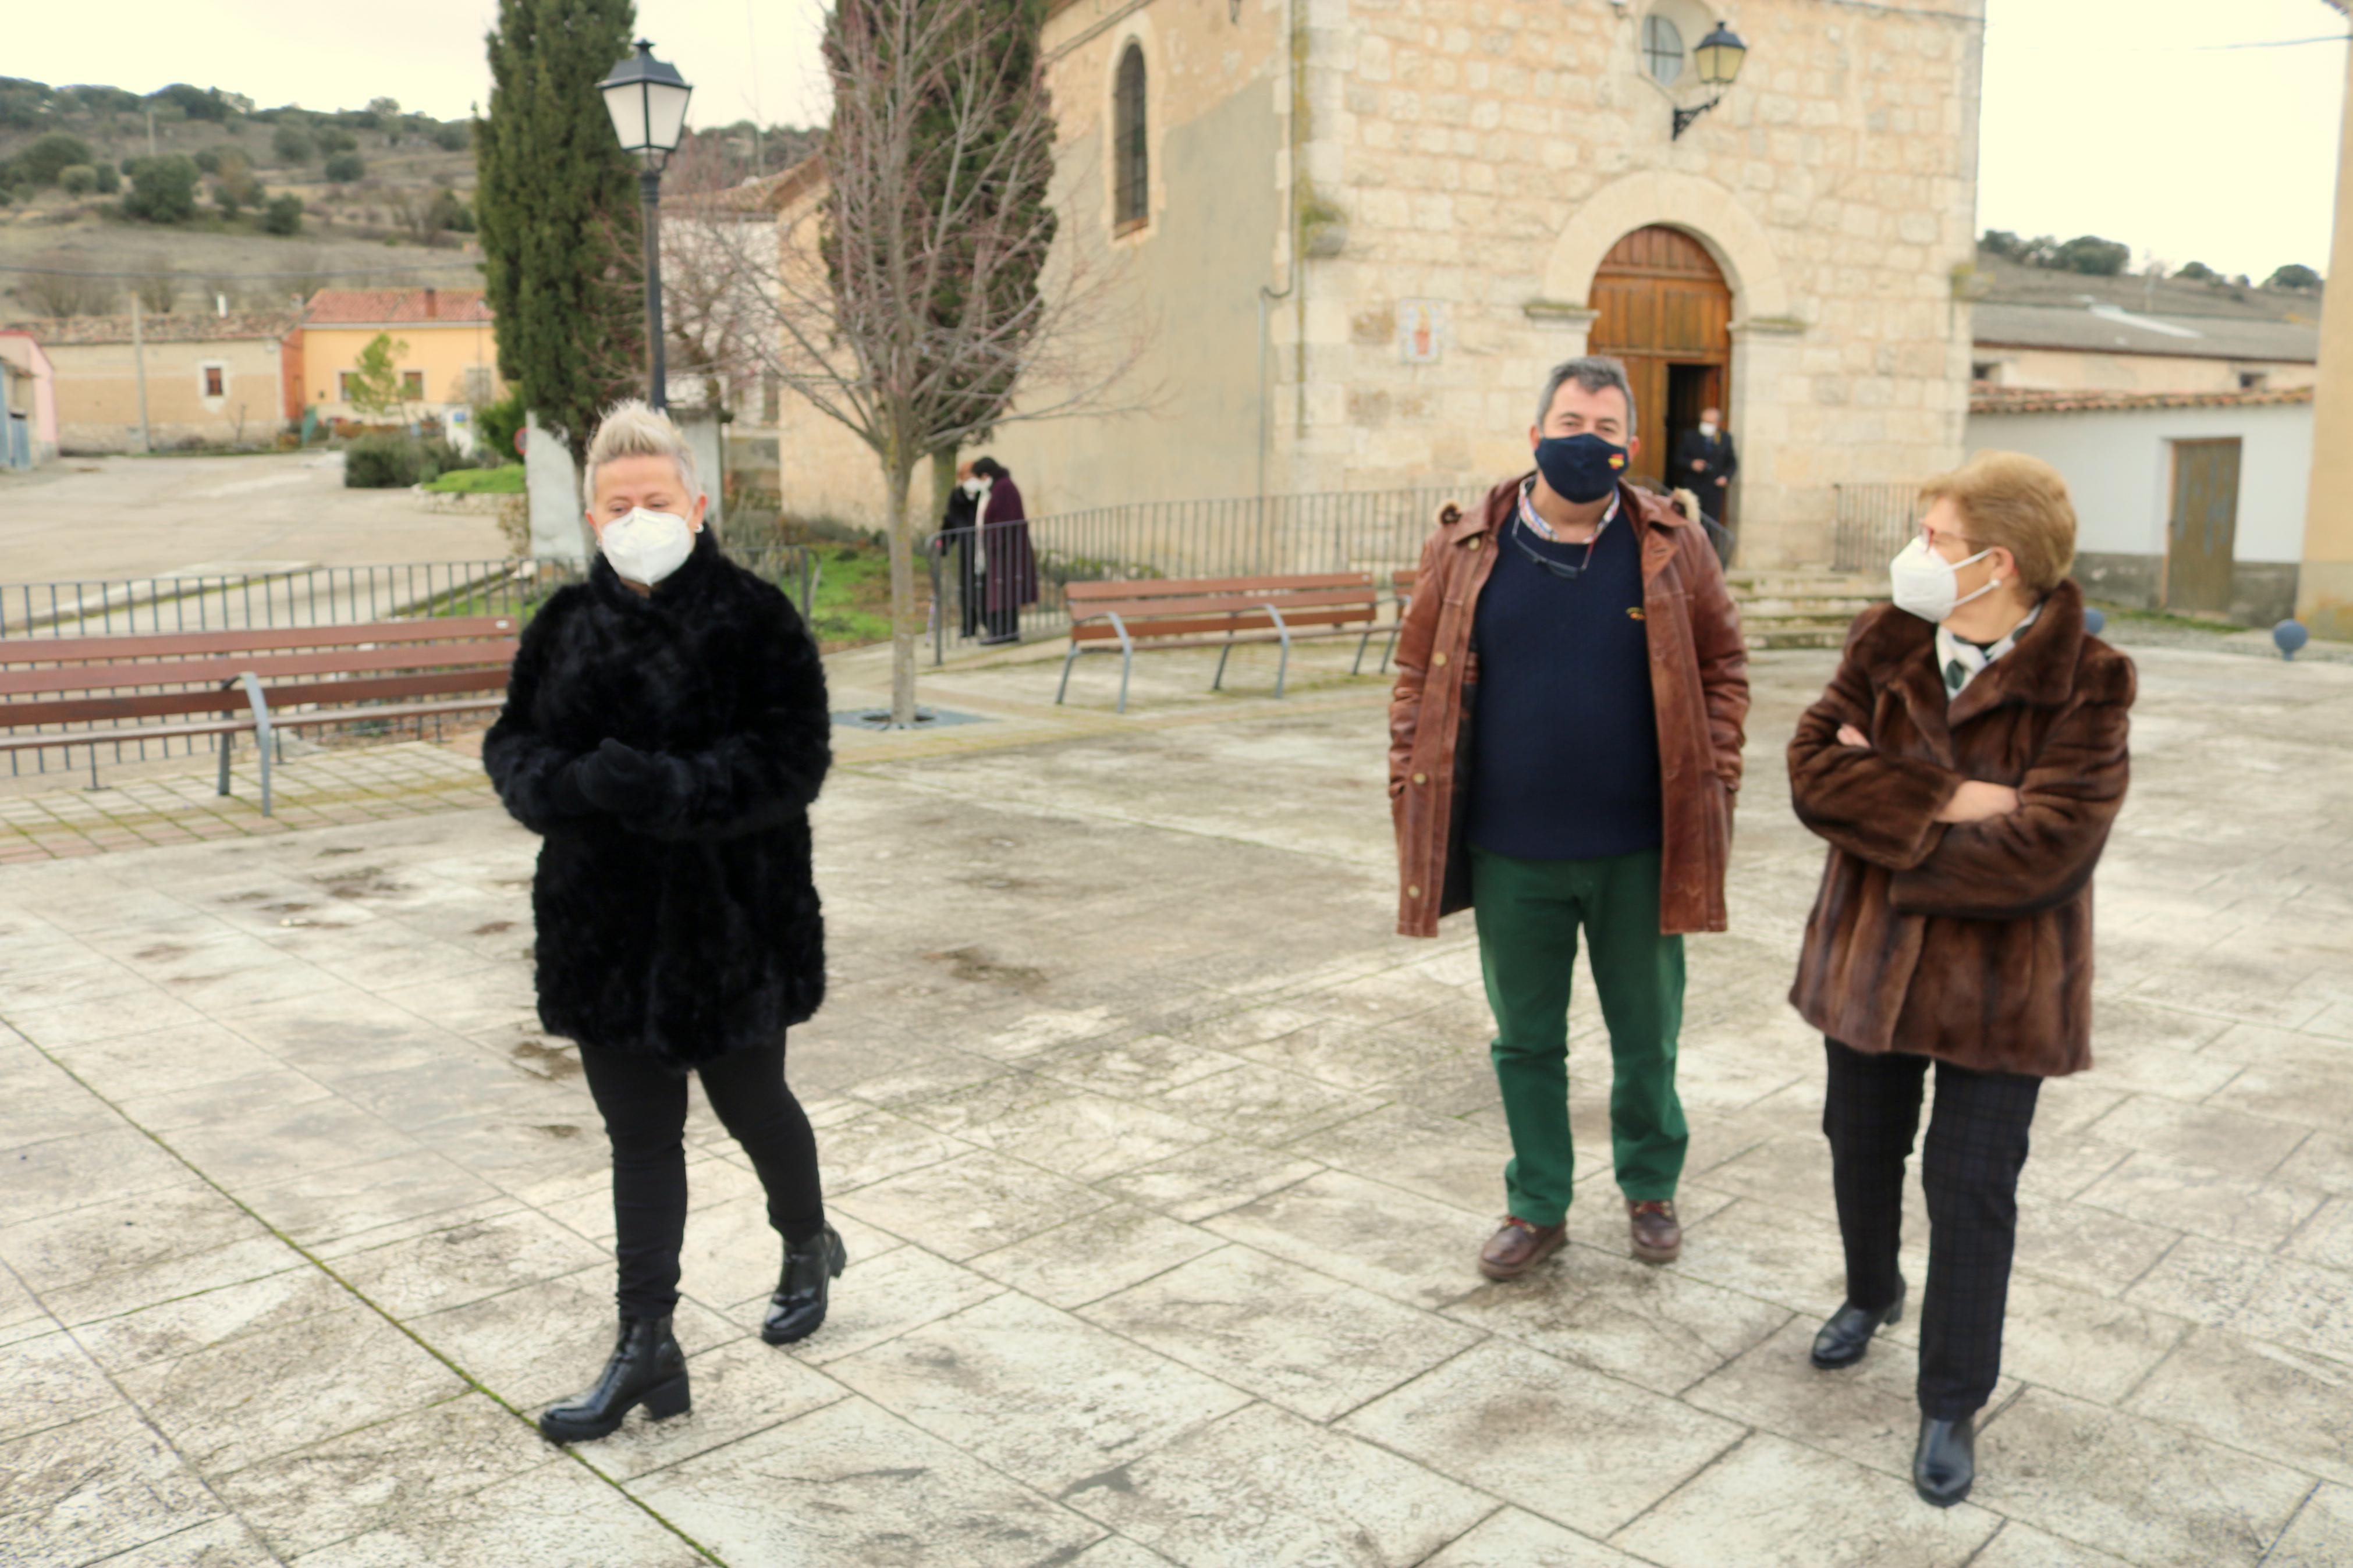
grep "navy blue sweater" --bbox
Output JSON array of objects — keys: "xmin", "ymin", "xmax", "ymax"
[{"xmin": 1465, "ymin": 506, "xmax": 1663, "ymax": 861}]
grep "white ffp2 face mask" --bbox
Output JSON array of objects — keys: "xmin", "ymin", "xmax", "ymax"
[
  {"xmin": 601, "ymin": 508, "xmax": 697, "ymax": 585},
  {"xmin": 1889, "ymin": 536, "xmax": 1998, "ymax": 624}
]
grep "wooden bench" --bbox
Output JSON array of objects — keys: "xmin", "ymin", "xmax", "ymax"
[
  {"xmin": 0, "ymin": 617, "xmax": 521, "ymax": 815},
  {"xmin": 1353, "ymin": 567, "xmax": 1417, "ymax": 677},
  {"xmin": 1056, "ymin": 574, "xmax": 1378, "ymax": 713}
]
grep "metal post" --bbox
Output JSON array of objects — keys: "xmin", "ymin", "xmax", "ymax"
[
  {"xmin": 640, "ymin": 167, "xmax": 668, "ymax": 412},
  {"xmin": 130, "ymin": 294, "xmax": 153, "ymax": 456}
]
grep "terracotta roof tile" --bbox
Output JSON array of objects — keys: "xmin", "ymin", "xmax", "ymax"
[
  {"xmin": 301, "ymin": 289, "xmax": 494, "ymax": 325},
  {"xmin": 1969, "ymin": 385, "xmax": 2316, "ymax": 415}
]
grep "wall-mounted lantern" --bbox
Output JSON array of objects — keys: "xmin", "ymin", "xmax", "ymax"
[{"xmin": 1671, "ymin": 22, "xmax": 1748, "ymax": 139}]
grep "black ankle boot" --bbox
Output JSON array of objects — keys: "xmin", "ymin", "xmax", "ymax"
[
  {"xmin": 1914, "ymin": 1413, "xmax": 1976, "ymax": 1506},
  {"xmin": 1810, "ymin": 1276, "xmax": 1907, "ymax": 1369},
  {"xmin": 762, "ymin": 1224, "xmax": 846, "ymax": 1345},
  {"xmin": 537, "ymin": 1315, "xmax": 690, "ymax": 1445}
]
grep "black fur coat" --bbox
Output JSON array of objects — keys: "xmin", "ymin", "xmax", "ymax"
[{"xmin": 483, "ymin": 531, "xmax": 831, "ymax": 1071}]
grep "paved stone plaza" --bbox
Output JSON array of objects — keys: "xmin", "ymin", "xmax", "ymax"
[{"xmin": 2, "ymin": 637, "xmax": 2350, "ymax": 1567}]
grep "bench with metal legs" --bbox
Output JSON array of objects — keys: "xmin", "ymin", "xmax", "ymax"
[
  {"xmin": 1055, "ymin": 575, "xmax": 1378, "ymax": 714},
  {"xmin": 1056, "ymin": 610, "xmax": 1136, "ymax": 714}
]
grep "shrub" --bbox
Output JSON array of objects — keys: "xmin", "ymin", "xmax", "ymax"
[
  {"xmin": 317, "ymin": 127, "xmax": 359, "ymax": 154},
  {"xmin": 343, "ymin": 434, "xmax": 430, "ymax": 488},
  {"xmin": 193, "ymin": 148, "xmax": 222, "ymax": 174},
  {"xmin": 22, "ymin": 131, "xmax": 96, "ymax": 186},
  {"xmin": 261, "ymin": 193, "xmax": 304, "ymax": 235},
  {"xmin": 434, "ymin": 123, "xmax": 471, "ymax": 152},
  {"xmin": 272, "ymin": 125, "xmax": 314, "ymax": 163},
  {"xmin": 58, "ymin": 164, "xmax": 98, "ymax": 195},
  {"xmin": 93, "ymin": 162, "xmax": 118, "ymax": 194},
  {"xmin": 122, "ymin": 156, "xmax": 201, "ymax": 223},
  {"xmin": 323, "ymin": 151, "xmax": 365, "ymax": 183},
  {"xmin": 473, "ymin": 386, "xmax": 526, "ymax": 461},
  {"xmin": 151, "ymin": 84, "xmax": 230, "ymax": 122}
]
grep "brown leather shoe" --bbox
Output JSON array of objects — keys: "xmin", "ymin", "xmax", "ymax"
[
  {"xmin": 1628, "ymin": 1199, "xmax": 1682, "ymax": 1264},
  {"xmin": 1477, "ymin": 1217, "xmax": 1567, "ymax": 1281}
]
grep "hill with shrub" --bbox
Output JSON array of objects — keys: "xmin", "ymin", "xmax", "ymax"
[{"xmin": 0, "ymin": 77, "xmax": 818, "ymax": 322}]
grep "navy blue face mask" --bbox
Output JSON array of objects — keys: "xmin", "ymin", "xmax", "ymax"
[{"xmin": 1534, "ymin": 433, "xmax": 1630, "ymax": 504}]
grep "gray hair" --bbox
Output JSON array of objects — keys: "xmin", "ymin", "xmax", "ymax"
[
  {"xmin": 1535, "ymin": 355, "xmax": 1637, "ymax": 439},
  {"xmin": 581, "ymin": 399, "xmax": 703, "ymax": 509}
]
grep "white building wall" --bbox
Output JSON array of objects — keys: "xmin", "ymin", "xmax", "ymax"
[{"xmin": 1966, "ymin": 401, "xmax": 2312, "ymax": 623}]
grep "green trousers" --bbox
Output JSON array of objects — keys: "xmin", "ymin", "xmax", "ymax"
[{"xmin": 1472, "ymin": 845, "xmax": 1688, "ymax": 1226}]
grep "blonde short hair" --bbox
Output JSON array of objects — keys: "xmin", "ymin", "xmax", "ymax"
[
  {"xmin": 1921, "ymin": 451, "xmax": 2077, "ymax": 595},
  {"xmin": 581, "ymin": 399, "xmax": 702, "ymax": 509}
]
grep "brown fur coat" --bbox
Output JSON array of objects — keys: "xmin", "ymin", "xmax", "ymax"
[{"xmin": 1787, "ymin": 581, "xmax": 2133, "ymax": 1076}]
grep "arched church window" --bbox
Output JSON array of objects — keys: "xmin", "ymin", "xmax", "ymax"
[
  {"xmin": 1642, "ymin": 15, "xmax": 1685, "ymax": 84},
  {"xmin": 1114, "ymin": 44, "xmax": 1148, "ymax": 234}
]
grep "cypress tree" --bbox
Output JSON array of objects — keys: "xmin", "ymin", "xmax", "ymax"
[{"xmin": 477, "ymin": 0, "xmax": 644, "ymax": 461}]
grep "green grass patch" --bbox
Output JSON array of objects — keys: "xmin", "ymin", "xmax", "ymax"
[
  {"xmin": 423, "ymin": 463, "xmax": 526, "ymax": 495},
  {"xmin": 799, "ymin": 542, "xmax": 902, "ymax": 649}
]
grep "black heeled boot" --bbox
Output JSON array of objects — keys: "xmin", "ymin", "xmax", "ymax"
[
  {"xmin": 1914, "ymin": 1413, "xmax": 1976, "ymax": 1506},
  {"xmin": 762, "ymin": 1224, "xmax": 846, "ymax": 1345},
  {"xmin": 1809, "ymin": 1276, "xmax": 1907, "ymax": 1369},
  {"xmin": 537, "ymin": 1315, "xmax": 690, "ymax": 1445}
]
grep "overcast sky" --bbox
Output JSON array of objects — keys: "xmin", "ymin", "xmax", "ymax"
[{"xmin": 13, "ymin": 1, "xmax": 2348, "ymax": 282}]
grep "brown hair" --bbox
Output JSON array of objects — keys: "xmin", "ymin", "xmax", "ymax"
[{"xmin": 1921, "ymin": 450, "xmax": 2077, "ymax": 595}]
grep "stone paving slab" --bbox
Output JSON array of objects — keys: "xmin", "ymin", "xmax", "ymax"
[{"xmin": 0, "ymin": 642, "xmax": 2348, "ymax": 1565}]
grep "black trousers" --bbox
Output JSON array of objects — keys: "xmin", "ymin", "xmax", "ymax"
[
  {"xmin": 579, "ymin": 1040, "xmax": 825, "ymax": 1320},
  {"xmin": 1822, "ymin": 1038, "xmax": 2042, "ymax": 1421}
]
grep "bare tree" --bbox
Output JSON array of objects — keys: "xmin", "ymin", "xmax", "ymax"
[
  {"xmin": 21, "ymin": 252, "xmax": 116, "ymax": 317},
  {"xmin": 659, "ymin": 134, "xmax": 773, "ymax": 415},
  {"xmin": 728, "ymin": 0, "xmax": 1145, "ymax": 724},
  {"xmin": 134, "ymin": 271, "xmax": 182, "ymax": 314}
]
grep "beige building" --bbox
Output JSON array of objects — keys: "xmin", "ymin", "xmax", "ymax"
[
  {"xmin": 0, "ymin": 314, "xmax": 297, "ymax": 454},
  {"xmin": 297, "ymin": 289, "xmax": 502, "ymax": 432},
  {"xmin": 1971, "ymin": 302, "xmax": 2317, "ymax": 396},
  {"xmin": 776, "ymin": 0, "xmax": 1989, "ymax": 568}
]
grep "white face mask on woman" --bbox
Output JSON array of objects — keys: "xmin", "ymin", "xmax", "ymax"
[
  {"xmin": 1889, "ymin": 536, "xmax": 1999, "ymax": 624},
  {"xmin": 602, "ymin": 508, "xmax": 697, "ymax": 586}
]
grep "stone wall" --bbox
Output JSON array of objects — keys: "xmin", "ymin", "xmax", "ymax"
[{"xmin": 1277, "ymin": 0, "xmax": 1986, "ymax": 565}]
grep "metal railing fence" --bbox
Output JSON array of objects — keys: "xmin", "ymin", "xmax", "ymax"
[
  {"xmin": 926, "ymin": 487, "xmax": 1470, "ymax": 663},
  {"xmin": 1832, "ymin": 482, "xmax": 1927, "ymax": 574},
  {"xmin": 1, "ymin": 545, "xmax": 817, "ymax": 777}
]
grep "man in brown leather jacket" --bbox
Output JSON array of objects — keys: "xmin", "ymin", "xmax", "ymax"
[{"xmin": 1389, "ymin": 357, "xmax": 1749, "ymax": 1279}]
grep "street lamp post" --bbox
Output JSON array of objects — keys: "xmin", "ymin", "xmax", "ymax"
[
  {"xmin": 597, "ymin": 40, "xmax": 694, "ymax": 411},
  {"xmin": 1671, "ymin": 22, "xmax": 1748, "ymax": 139}
]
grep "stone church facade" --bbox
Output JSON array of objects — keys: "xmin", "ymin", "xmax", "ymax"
[{"xmin": 775, "ymin": 0, "xmax": 1986, "ymax": 568}]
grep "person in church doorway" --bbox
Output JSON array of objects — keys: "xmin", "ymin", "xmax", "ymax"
[
  {"xmin": 1787, "ymin": 451, "xmax": 2134, "ymax": 1507},
  {"xmin": 1671, "ymin": 406, "xmax": 1737, "ymax": 525},
  {"xmin": 963, "ymin": 456, "xmax": 1038, "ymax": 645},
  {"xmin": 1388, "ymin": 355, "xmax": 1750, "ymax": 1281}
]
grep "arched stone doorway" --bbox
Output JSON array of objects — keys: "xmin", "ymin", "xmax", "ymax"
[{"xmin": 1586, "ymin": 225, "xmax": 1732, "ymax": 496}]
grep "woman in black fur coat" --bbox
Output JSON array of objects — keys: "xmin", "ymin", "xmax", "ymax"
[{"xmin": 484, "ymin": 400, "xmax": 840, "ymax": 1445}]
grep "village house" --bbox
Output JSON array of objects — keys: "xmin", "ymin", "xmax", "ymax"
[
  {"xmin": 0, "ymin": 312, "xmax": 298, "ymax": 454},
  {"xmin": 773, "ymin": 0, "xmax": 1989, "ymax": 570},
  {"xmin": 0, "ymin": 330, "xmax": 58, "ymax": 469},
  {"xmin": 297, "ymin": 288, "xmax": 502, "ymax": 436}
]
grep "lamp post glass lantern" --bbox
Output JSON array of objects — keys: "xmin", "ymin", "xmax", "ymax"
[
  {"xmin": 598, "ymin": 40, "xmax": 693, "ymax": 410},
  {"xmin": 1672, "ymin": 22, "xmax": 1747, "ymax": 139}
]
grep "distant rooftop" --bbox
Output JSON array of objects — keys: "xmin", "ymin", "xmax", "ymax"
[
  {"xmin": 1971, "ymin": 385, "xmax": 2316, "ymax": 416},
  {"xmin": 0, "ymin": 312, "xmax": 298, "ymax": 346},
  {"xmin": 301, "ymin": 289, "xmax": 493, "ymax": 326},
  {"xmin": 1973, "ymin": 301, "xmax": 2319, "ymax": 364}
]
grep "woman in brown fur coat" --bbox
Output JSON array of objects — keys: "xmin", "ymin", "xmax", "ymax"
[{"xmin": 1787, "ymin": 452, "xmax": 2134, "ymax": 1508}]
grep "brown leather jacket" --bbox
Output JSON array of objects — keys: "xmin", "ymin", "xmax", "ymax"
[{"xmin": 1388, "ymin": 476, "xmax": 1751, "ymax": 937}]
